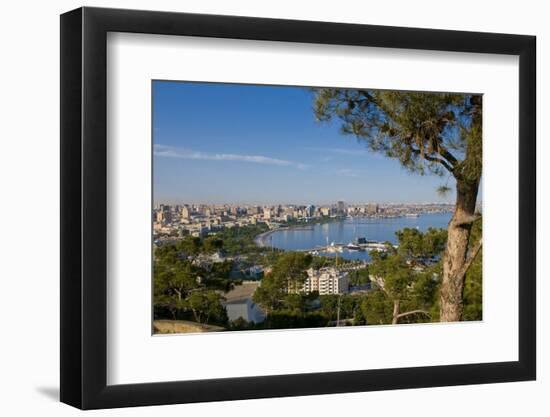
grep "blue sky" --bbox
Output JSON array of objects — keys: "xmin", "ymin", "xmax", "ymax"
[{"xmin": 153, "ymin": 81, "xmax": 456, "ymax": 205}]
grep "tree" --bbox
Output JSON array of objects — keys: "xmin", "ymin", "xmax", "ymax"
[
  {"xmin": 154, "ymin": 261, "xmax": 200, "ymax": 303},
  {"xmin": 253, "ymin": 277, "xmax": 285, "ymax": 314},
  {"xmin": 348, "ymin": 267, "xmax": 370, "ymax": 286},
  {"xmin": 154, "ymin": 260, "xmax": 201, "ymax": 319},
  {"xmin": 228, "ymin": 317, "xmax": 255, "ymax": 331},
  {"xmin": 175, "ymin": 236, "xmax": 202, "ymax": 258},
  {"xmin": 396, "ymin": 227, "xmax": 447, "ymax": 260},
  {"xmin": 363, "ymin": 227, "xmax": 446, "ymax": 324},
  {"xmin": 314, "ymin": 89, "xmax": 482, "ymax": 321},
  {"xmin": 253, "ymin": 252, "xmax": 312, "ymax": 313},
  {"xmin": 273, "ymin": 252, "xmax": 312, "ymax": 293},
  {"xmin": 282, "ymin": 293, "xmax": 308, "ymax": 315},
  {"xmin": 359, "ymin": 290, "xmax": 394, "ymax": 325},
  {"xmin": 319, "ymin": 294, "xmax": 361, "ymax": 322},
  {"xmin": 369, "ymin": 250, "xmax": 431, "ymax": 324},
  {"xmin": 153, "ymin": 239, "xmax": 233, "ymax": 323},
  {"xmin": 186, "ymin": 290, "xmax": 227, "ymax": 324},
  {"xmin": 202, "ymin": 236, "xmax": 223, "ymax": 254}
]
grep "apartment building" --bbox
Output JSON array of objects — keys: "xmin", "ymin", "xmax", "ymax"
[{"xmin": 302, "ymin": 267, "xmax": 349, "ymax": 295}]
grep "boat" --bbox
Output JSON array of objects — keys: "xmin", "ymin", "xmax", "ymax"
[
  {"xmin": 364, "ymin": 242, "xmax": 389, "ymax": 252},
  {"xmin": 346, "ymin": 243, "xmax": 361, "ymax": 251},
  {"xmin": 404, "ymin": 213, "xmax": 419, "ymax": 218}
]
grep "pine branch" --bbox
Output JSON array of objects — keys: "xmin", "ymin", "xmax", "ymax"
[
  {"xmin": 395, "ymin": 309, "xmax": 431, "ymax": 320},
  {"xmin": 410, "ymin": 147, "xmax": 455, "ymax": 172},
  {"xmin": 437, "ymin": 143, "xmax": 459, "ymax": 167}
]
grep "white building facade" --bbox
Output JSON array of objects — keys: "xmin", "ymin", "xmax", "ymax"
[{"xmin": 302, "ymin": 267, "xmax": 349, "ymax": 295}]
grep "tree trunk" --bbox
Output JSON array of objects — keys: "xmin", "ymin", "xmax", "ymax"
[
  {"xmin": 440, "ymin": 179, "xmax": 480, "ymax": 322},
  {"xmin": 392, "ymin": 299, "xmax": 400, "ymax": 325},
  {"xmin": 192, "ymin": 309, "xmax": 201, "ymax": 323}
]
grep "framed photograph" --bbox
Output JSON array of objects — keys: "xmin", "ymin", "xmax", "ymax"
[{"xmin": 60, "ymin": 6, "xmax": 536, "ymax": 409}]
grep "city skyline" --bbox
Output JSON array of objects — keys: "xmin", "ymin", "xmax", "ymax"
[{"xmin": 153, "ymin": 81, "xmax": 459, "ymax": 205}]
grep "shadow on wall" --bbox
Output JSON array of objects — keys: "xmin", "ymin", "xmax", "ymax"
[{"xmin": 35, "ymin": 386, "xmax": 59, "ymax": 401}]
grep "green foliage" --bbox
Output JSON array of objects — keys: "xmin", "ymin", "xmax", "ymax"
[
  {"xmin": 411, "ymin": 267, "xmax": 440, "ymax": 307},
  {"xmin": 369, "ymin": 251, "xmax": 412, "ymax": 300},
  {"xmin": 154, "ymin": 244, "xmax": 181, "ymax": 266},
  {"xmin": 363, "ymin": 228, "xmax": 446, "ymax": 324},
  {"xmin": 154, "ymin": 260, "xmax": 201, "ymax": 300},
  {"xmin": 187, "ymin": 290, "xmax": 228, "ymax": 324},
  {"xmin": 215, "ymin": 224, "xmax": 269, "ymax": 255},
  {"xmin": 437, "ymin": 185, "xmax": 452, "ymax": 197},
  {"xmin": 245, "ymin": 249, "xmax": 284, "ymax": 269},
  {"xmin": 318, "ymin": 294, "xmax": 361, "ymax": 321},
  {"xmin": 175, "ymin": 236, "xmax": 202, "ymax": 257},
  {"xmin": 154, "ymin": 234, "xmax": 236, "ymax": 324},
  {"xmin": 228, "ymin": 317, "xmax": 255, "ymax": 331},
  {"xmin": 396, "ymin": 227, "xmax": 447, "ymax": 259},
  {"xmin": 209, "ymin": 259, "xmax": 233, "ymax": 279},
  {"xmin": 252, "ymin": 278, "xmax": 285, "ymax": 314},
  {"xmin": 200, "ymin": 260, "xmax": 236, "ymax": 292},
  {"xmin": 202, "ymin": 236, "xmax": 223, "ymax": 253},
  {"xmin": 282, "ymin": 293, "xmax": 308, "ymax": 315},
  {"xmin": 272, "ymin": 252, "xmax": 313, "ymax": 291},
  {"xmin": 309, "ymin": 255, "xmax": 359, "ymax": 270},
  {"xmin": 359, "ymin": 290, "xmax": 394, "ymax": 325},
  {"xmin": 348, "ymin": 267, "xmax": 370, "ymax": 286},
  {"xmin": 253, "ymin": 252, "xmax": 312, "ymax": 312},
  {"xmin": 463, "ymin": 218, "xmax": 483, "ymax": 321},
  {"xmin": 318, "ymin": 295, "xmax": 339, "ymax": 320}
]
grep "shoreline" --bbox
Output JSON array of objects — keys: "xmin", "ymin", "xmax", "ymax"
[
  {"xmin": 253, "ymin": 224, "xmax": 316, "ymax": 248},
  {"xmin": 253, "ymin": 212, "xmax": 452, "ymax": 249},
  {"xmin": 253, "ymin": 230, "xmax": 275, "ymax": 248},
  {"xmin": 253, "ymin": 217, "xmax": 345, "ymax": 248}
]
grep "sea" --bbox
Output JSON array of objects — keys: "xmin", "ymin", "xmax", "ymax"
[{"xmin": 268, "ymin": 212, "xmax": 452, "ymax": 261}]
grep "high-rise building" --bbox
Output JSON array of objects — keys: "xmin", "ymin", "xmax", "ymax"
[
  {"xmin": 366, "ymin": 203, "xmax": 379, "ymax": 215},
  {"xmin": 337, "ymin": 201, "xmax": 345, "ymax": 215},
  {"xmin": 320, "ymin": 207, "xmax": 331, "ymax": 217},
  {"xmin": 156, "ymin": 208, "xmax": 172, "ymax": 225},
  {"xmin": 181, "ymin": 206, "xmax": 190, "ymax": 220}
]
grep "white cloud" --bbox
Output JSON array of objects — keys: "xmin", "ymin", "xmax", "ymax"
[
  {"xmin": 305, "ymin": 146, "xmax": 369, "ymax": 156},
  {"xmin": 154, "ymin": 145, "xmax": 309, "ymax": 170},
  {"xmin": 335, "ymin": 168, "xmax": 361, "ymax": 178}
]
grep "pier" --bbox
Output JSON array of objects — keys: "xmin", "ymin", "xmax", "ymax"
[{"xmin": 298, "ymin": 241, "xmax": 394, "ymax": 255}]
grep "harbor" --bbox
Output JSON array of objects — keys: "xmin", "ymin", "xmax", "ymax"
[
  {"xmin": 306, "ymin": 238, "xmax": 393, "ymax": 256},
  {"xmin": 262, "ymin": 212, "xmax": 452, "ymax": 261}
]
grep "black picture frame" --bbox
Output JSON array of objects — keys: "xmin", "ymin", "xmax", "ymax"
[{"xmin": 60, "ymin": 6, "xmax": 536, "ymax": 410}]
